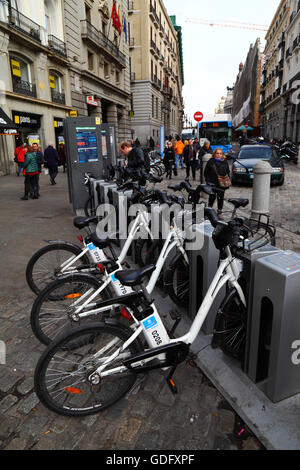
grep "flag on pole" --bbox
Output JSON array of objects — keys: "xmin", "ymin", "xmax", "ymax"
[
  {"xmin": 123, "ymin": 16, "xmax": 127, "ymax": 43},
  {"xmin": 111, "ymin": 1, "xmax": 121, "ymax": 35}
]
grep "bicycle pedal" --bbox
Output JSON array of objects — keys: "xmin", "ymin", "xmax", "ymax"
[{"xmin": 166, "ymin": 377, "xmax": 178, "ymax": 395}]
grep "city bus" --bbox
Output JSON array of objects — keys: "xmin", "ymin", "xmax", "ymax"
[
  {"xmin": 198, "ymin": 114, "xmax": 233, "ymax": 155},
  {"xmin": 182, "ymin": 127, "xmax": 197, "ymax": 142}
]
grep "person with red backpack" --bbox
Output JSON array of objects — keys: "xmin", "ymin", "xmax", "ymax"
[{"xmin": 14, "ymin": 142, "xmax": 27, "ymax": 176}]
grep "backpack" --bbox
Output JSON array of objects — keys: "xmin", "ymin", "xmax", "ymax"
[{"xmin": 142, "ymin": 148, "xmax": 151, "ymax": 172}]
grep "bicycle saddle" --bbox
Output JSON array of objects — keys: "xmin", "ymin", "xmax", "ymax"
[
  {"xmin": 228, "ymin": 198, "xmax": 249, "ymax": 209},
  {"xmin": 89, "ymin": 232, "xmax": 119, "ymax": 248},
  {"xmin": 73, "ymin": 216, "xmax": 98, "ymax": 230},
  {"xmin": 114, "ymin": 265, "xmax": 156, "ymax": 286}
]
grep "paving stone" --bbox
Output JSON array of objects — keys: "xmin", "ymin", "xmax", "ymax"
[
  {"xmin": 0, "ymin": 369, "xmax": 24, "ymax": 393},
  {"xmin": 17, "ymin": 392, "xmax": 40, "ymax": 415},
  {"xmin": 20, "ymin": 415, "xmax": 49, "ymax": 437},
  {"xmin": 242, "ymin": 437, "xmax": 263, "ymax": 450},
  {"xmin": 32, "ymin": 437, "xmax": 56, "ymax": 451},
  {"xmin": 0, "ymin": 394, "xmax": 18, "ymax": 413},
  {"xmin": 4, "ymin": 437, "xmax": 29, "ymax": 450},
  {"xmin": 217, "ymin": 409, "xmax": 236, "ymax": 434},
  {"xmin": 129, "ymin": 393, "xmax": 154, "ymax": 419},
  {"xmin": 17, "ymin": 377, "xmax": 34, "ymax": 395},
  {"xmin": 117, "ymin": 417, "xmax": 143, "ymax": 444},
  {"xmin": 134, "ymin": 430, "xmax": 160, "ymax": 450},
  {"xmin": 0, "ymin": 416, "xmax": 21, "ymax": 442},
  {"xmin": 190, "ymin": 409, "xmax": 213, "ymax": 439},
  {"xmin": 156, "ymin": 382, "xmax": 177, "ymax": 406},
  {"xmin": 214, "ymin": 435, "xmax": 237, "ymax": 450}
]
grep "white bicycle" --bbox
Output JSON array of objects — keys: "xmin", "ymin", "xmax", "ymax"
[{"xmin": 34, "ymin": 209, "xmax": 265, "ymax": 417}]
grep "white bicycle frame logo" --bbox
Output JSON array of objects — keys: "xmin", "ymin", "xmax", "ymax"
[{"xmin": 0, "ymin": 341, "xmax": 6, "ymax": 365}]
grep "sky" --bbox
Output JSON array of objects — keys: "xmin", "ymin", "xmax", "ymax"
[{"xmin": 163, "ymin": 0, "xmax": 280, "ymax": 124}]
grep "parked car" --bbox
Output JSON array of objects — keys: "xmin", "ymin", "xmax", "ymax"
[{"xmin": 232, "ymin": 145, "xmax": 285, "ymax": 186}]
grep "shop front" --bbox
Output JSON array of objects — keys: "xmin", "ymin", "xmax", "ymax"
[
  {"xmin": 54, "ymin": 117, "xmax": 65, "ymax": 149},
  {"xmin": 0, "ymin": 107, "xmax": 19, "ymax": 175},
  {"xmin": 12, "ymin": 111, "xmax": 42, "ymax": 148}
]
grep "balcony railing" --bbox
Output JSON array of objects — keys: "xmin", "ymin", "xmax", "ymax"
[
  {"xmin": 81, "ymin": 20, "xmax": 126, "ymax": 67},
  {"xmin": 48, "ymin": 35, "xmax": 67, "ymax": 58},
  {"xmin": 7, "ymin": 4, "xmax": 41, "ymax": 42},
  {"xmin": 12, "ymin": 77, "xmax": 37, "ymax": 98},
  {"xmin": 149, "ymin": 3, "xmax": 159, "ymax": 26},
  {"xmin": 51, "ymin": 89, "xmax": 66, "ymax": 105}
]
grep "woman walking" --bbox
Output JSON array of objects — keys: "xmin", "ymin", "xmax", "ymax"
[
  {"xmin": 204, "ymin": 148, "xmax": 231, "ymax": 214},
  {"xmin": 163, "ymin": 141, "xmax": 176, "ymax": 180}
]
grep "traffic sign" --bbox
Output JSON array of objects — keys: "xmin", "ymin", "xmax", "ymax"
[{"xmin": 194, "ymin": 112, "xmax": 203, "ymax": 122}]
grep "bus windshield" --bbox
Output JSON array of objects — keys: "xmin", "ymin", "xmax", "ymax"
[{"xmin": 199, "ymin": 128, "xmax": 232, "ymax": 146}]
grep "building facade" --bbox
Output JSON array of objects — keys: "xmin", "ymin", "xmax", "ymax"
[
  {"xmin": 0, "ymin": 0, "xmax": 72, "ymax": 175},
  {"xmin": 128, "ymin": 0, "xmax": 184, "ymax": 146},
  {"xmin": 260, "ymin": 0, "xmax": 290, "ymax": 140},
  {"xmin": 282, "ymin": 0, "xmax": 300, "ymax": 141},
  {"xmin": 64, "ymin": 0, "xmax": 132, "ymax": 145},
  {"xmin": 232, "ymin": 40, "xmax": 262, "ymax": 135}
]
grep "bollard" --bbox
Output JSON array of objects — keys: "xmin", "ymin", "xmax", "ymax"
[{"xmin": 251, "ymin": 161, "xmax": 272, "ymax": 219}]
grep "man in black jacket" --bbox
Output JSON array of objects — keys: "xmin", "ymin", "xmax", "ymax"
[
  {"xmin": 183, "ymin": 139, "xmax": 197, "ymax": 180},
  {"xmin": 119, "ymin": 141, "xmax": 146, "ymax": 183}
]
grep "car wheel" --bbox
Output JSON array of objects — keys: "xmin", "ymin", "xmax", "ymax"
[{"xmin": 278, "ymin": 176, "xmax": 285, "ymax": 186}]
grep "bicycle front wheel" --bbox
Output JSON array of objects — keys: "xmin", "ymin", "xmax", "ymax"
[
  {"xmin": 31, "ymin": 274, "xmax": 111, "ymax": 345},
  {"xmin": 34, "ymin": 323, "xmax": 141, "ymax": 417},
  {"xmin": 214, "ymin": 289, "xmax": 247, "ymax": 360},
  {"xmin": 26, "ymin": 243, "xmax": 90, "ymax": 296}
]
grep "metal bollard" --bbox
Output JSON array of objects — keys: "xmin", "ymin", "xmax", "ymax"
[{"xmin": 251, "ymin": 161, "xmax": 272, "ymax": 218}]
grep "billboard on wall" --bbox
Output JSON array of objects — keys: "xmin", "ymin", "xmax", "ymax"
[{"xmin": 232, "ymin": 39, "xmax": 261, "ymax": 129}]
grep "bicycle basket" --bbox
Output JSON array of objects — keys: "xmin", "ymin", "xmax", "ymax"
[{"xmin": 240, "ymin": 214, "xmax": 276, "ymax": 252}]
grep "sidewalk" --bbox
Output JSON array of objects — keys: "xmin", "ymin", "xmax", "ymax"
[{"xmin": 0, "ymin": 168, "xmax": 299, "ymax": 450}]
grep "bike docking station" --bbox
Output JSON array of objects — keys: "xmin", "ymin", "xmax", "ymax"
[
  {"xmin": 162, "ymin": 217, "xmax": 300, "ymax": 449},
  {"xmin": 64, "ymin": 117, "xmax": 117, "ymax": 214}
]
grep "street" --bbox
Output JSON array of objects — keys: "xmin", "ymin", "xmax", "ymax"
[{"xmin": 0, "ymin": 162, "xmax": 299, "ymax": 451}]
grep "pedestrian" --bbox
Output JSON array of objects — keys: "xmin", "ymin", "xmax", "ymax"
[
  {"xmin": 149, "ymin": 136, "xmax": 155, "ymax": 150},
  {"xmin": 44, "ymin": 143, "xmax": 59, "ymax": 185},
  {"xmin": 199, "ymin": 140, "xmax": 213, "ymax": 183},
  {"xmin": 173, "ymin": 137, "xmax": 185, "ymax": 169},
  {"xmin": 58, "ymin": 143, "xmax": 67, "ymax": 173},
  {"xmin": 193, "ymin": 138, "xmax": 201, "ymax": 170},
  {"xmin": 204, "ymin": 148, "xmax": 231, "ymax": 215},
  {"xmin": 183, "ymin": 138, "xmax": 197, "ymax": 181},
  {"xmin": 14, "ymin": 142, "xmax": 26, "ymax": 176},
  {"xmin": 32, "ymin": 143, "xmax": 44, "ymax": 197},
  {"xmin": 119, "ymin": 141, "xmax": 145, "ymax": 182},
  {"xmin": 135, "ymin": 137, "xmax": 141, "ymax": 148},
  {"xmin": 163, "ymin": 141, "xmax": 176, "ymax": 180},
  {"xmin": 20, "ymin": 145, "xmax": 39, "ymax": 200}
]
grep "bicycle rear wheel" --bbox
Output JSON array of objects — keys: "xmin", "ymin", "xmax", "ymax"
[
  {"xmin": 164, "ymin": 252, "xmax": 189, "ymax": 308},
  {"xmin": 31, "ymin": 274, "xmax": 111, "ymax": 345},
  {"xmin": 26, "ymin": 243, "xmax": 90, "ymax": 296},
  {"xmin": 34, "ymin": 323, "xmax": 141, "ymax": 417}
]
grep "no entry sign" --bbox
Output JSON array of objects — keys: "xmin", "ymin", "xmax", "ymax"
[{"xmin": 194, "ymin": 112, "xmax": 203, "ymax": 122}]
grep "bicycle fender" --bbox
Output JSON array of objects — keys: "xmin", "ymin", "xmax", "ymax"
[
  {"xmin": 43, "ymin": 240, "xmax": 82, "ymax": 251},
  {"xmin": 104, "ymin": 318, "xmax": 144, "ymax": 351}
]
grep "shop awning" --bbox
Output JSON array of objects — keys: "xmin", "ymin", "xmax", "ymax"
[{"xmin": 0, "ymin": 108, "xmax": 19, "ymax": 135}]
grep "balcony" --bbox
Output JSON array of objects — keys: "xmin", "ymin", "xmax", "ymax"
[
  {"xmin": 150, "ymin": 40, "xmax": 159, "ymax": 58},
  {"xmin": 286, "ymin": 47, "xmax": 292, "ymax": 59},
  {"xmin": 6, "ymin": 4, "xmax": 41, "ymax": 43},
  {"xmin": 81, "ymin": 20, "xmax": 126, "ymax": 68},
  {"xmin": 152, "ymin": 75, "xmax": 161, "ymax": 90},
  {"xmin": 12, "ymin": 77, "xmax": 37, "ymax": 98},
  {"xmin": 159, "ymin": 23, "xmax": 164, "ymax": 37},
  {"xmin": 159, "ymin": 53, "xmax": 164, "ymax": 65},
  {"xmin": 48, "ymin": 35, "xmax": 67, "ymax": 58},
  {"xmin": 51, "ymin": 89, "xmax": 66, "ymax": 105},
  {"xmin": 149, "ymin": 3, "xmax": 159, "ymax": 27}
]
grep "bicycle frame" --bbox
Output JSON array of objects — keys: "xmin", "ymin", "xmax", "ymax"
[{"xmin": 88, "ymin": 246, "xmax": 246, "ymax": 380}]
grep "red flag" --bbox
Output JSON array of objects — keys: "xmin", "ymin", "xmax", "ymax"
[{"xmin": 111, "ymin": 1, "xmax": 121, "ymax": 34}]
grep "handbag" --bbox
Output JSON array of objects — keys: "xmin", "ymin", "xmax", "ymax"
[
  {"xmin": 213, "ymin": 164, "xmax": 232, "ymax": 189},
  {"xmin": 173, "ymin": 166, "xmax": 178, "ymax": 177}
]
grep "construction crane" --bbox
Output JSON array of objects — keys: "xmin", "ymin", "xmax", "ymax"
[{"xmin": 185, "ymin": 18, "xmax": 269, "ymax": 32}]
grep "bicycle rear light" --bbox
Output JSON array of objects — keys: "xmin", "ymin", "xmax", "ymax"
[
  {"xmin": 121, "ymin": 307, "xmax": 133, "ymax": 323},
  {"xmin": 77, "ymin": 236, "xmax": 83, "ymax": 243}
]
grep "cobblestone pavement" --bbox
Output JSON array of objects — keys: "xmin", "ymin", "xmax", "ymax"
[{"xmin": 0, "ymin": 160, "xmax": 299, "ymax": 451}]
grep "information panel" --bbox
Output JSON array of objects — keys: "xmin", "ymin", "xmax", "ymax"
[{"xmin": 76, "ymin": 127, "xmax": 98, "ymax": 163}]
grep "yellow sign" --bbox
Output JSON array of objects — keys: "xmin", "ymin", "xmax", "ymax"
[
  {"xmin": 54, "ymin": 121, "xmax": 58, "ymax": 128},
  {"xmin": 49, "ymin": 75, "xmax": 56, "ymax": 89},
  {"xmin": 95, "ymin": 117, "xmax": 101, "ymax": 125},
  {"xmin": 70, "ymin": 110, "xmax": 78, "ymax": 117},
  {"xmin": 14, "ymin": 115, "xmax": 20, "ymax": 124},
  {"xmin": 11, "ymin": 59, "xmax": 21, "ymax": 77}
]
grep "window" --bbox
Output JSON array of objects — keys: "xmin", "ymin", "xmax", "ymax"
[
  {"xmin": 116, "ymin": 70, "xmax": 120, "ymax": 84},
  {"xmin": 152, "ymin": 95, "xmax": 155, "ymax": 118},
  {"xmin": 88, "ymin": 51, "xmax": 94, "ymax": 71},
  {"xmin": 156, "ymin": 97, "xmax": 158, "ymax": 119},
  {"xmin": 104, "ymin": 62, "xmax": 109, "ymax": 78},
  {"xmin": 49, "ymin": 72, "xmax": 61, "ymax": 92},
  {"xmin": 85, "ymin": 4, "xmax": 91, "ymax": 22},
  {"xmin": 10, "ymin": 56, "xmax": 30, "ymax": 83},
  {"xmin": 102, "ymin": 20, "xmax": 107, "ymax": 35}
]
